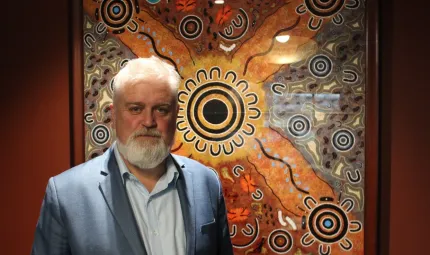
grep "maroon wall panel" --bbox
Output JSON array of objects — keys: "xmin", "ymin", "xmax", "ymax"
[
  {"xmin": 1, "ymin": 0, "xmax": 71, "ymax": 253},
  {"xmin": 382, "ymin": 0, "xmax": 430, "ymax": 254}
]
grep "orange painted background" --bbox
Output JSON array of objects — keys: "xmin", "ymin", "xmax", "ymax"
[{"xmin": 82, "ymin": 0, "xmax": 366, "ymax": 253}]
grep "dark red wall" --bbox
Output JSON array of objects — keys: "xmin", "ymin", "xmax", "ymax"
[
  {"xmin": 2, "ymin": 0, "xmax": 71, "ymax": 253},
  {"xmin": 382, "ymin": 0, "xmax": 430, "ymax": 254},
  {"xmin": 2, "ymin": 0, "xmax": 429, "ymax": 254}
]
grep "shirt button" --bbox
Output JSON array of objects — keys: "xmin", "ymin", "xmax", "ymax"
[{"xmin": 153, "ymin": 231, "xmax": 158, "ymax": 236}]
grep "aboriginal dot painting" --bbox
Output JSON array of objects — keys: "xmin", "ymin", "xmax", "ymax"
[{"xmin": 83, "ymin": 0, "xmax": 366, "ymax": 254}]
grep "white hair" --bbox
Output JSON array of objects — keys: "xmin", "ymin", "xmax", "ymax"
[{"xmin": 112, "ymin": 56, "xmax": 181, "ymax": 103}]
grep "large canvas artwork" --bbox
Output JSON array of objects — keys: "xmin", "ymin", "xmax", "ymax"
[{"xmin": 82, "ymin": 0, "xmax": 366, "ymax": 253}]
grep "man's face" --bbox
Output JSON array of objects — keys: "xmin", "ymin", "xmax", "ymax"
[{"xmin": 112, "ymin": 79, "xmax": 178, "ymax": 167}]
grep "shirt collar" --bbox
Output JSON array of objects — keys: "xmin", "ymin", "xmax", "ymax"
[{"xmin": 113, "ymin": 142, "xmax": 179, "ymax": 186}]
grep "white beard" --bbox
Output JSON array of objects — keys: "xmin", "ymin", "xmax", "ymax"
[{"xmin": 117, "ymin": 129, "xmax": 170, "ymax": 169}]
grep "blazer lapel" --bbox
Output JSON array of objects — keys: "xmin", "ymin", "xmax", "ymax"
[
  {"xmin": 98, "ymin": 150, "xmax": 147, "ymax": 255},
  {"xmin": 172, "ymin": 155, "xmax": 196, "ymax": 255}
]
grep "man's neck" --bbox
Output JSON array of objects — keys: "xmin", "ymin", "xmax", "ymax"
[{"xmin": 122, "ymin": 157, "xmax": 167, "ymax": 193}]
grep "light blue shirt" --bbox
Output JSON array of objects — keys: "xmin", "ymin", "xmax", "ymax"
[{"xmin": 114, "ymin": 143, "xmax": 186, "ymax": 255}]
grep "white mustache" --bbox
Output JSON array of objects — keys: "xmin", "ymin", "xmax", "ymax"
[{"xmin": 131, "ymin": 128, "xmax": 161, "ymax": 138}]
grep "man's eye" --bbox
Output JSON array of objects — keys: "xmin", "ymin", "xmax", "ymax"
[
  {"xmin": 157, "ymin": 107, "xmax": 169, "ymax": 114},
  {"xmin": 129, "ymin": 107, "xmax": 141, "ymax": 113}
]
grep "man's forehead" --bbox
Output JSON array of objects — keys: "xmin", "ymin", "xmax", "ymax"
[{"xmin": 114, "ymin": 78, "xmax": 176, "ymax": 105}]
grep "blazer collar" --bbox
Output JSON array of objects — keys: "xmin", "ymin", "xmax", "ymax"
[
  {"xmin": 98, "ymin": 149, "xmax": 196, "ymax": 255},
  {"xmin": 98, "ymin": 148, "xmax": 147, "ymax": 255},
  {"xmin": 171, "ymin": 154, "xmax": 196, "ymax": 255}
]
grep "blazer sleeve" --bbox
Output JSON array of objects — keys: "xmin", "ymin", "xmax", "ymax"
[
  {"xmin": 32, "ymin": 177, "xmax": 71, "ymax": 255},
  {"xmin": 216, "ymin": 180, "xmax": 234, "ymax": 255}
]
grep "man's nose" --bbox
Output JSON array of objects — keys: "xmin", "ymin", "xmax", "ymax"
[{"xmin": 140, "ymin": 110, "xmax": 156, "ymax": 128}]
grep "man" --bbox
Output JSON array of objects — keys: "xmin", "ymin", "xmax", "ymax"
[{"xmin": 32, "ymin": 57, "xmax": 234, "ymax": 255}]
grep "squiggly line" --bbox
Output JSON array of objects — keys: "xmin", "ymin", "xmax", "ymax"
[
  {"xmin": 171, "ymin": 142, "xmax": 183, "ymax": 152},
  {"xmin": 247, "ymin": 157, "xmax": 300, "ymax": 217},
  {"xmin": 139, "ymin": 9, "xmax": 195, "ymax": 66},
  {"xmin": 257, "ymin": 38, "xmax": 313, "ymax": 83},
  {"xmin": 243, "ymin": 16, "xmax": 301, "ymax": 75},
  {"xmin": 258, "ymin": 64, "xmax": 285, "ymax": 84},
  {"xmin": 269, "ymin": 126, "xmax": 335, "ymax": 197},
  {"xmin": 254, "ymin": 137, "xmax": 309, "ymax": 194},
  {"xmin": 139, "ymin": 32, "xmax": 184, "ymax": 79},
  {"xmin": 231, "ymin": 2, "xmax": 291, "ymax": 61}
]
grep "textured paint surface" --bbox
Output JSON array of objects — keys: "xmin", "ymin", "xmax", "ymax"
[{"xmin": 83, "ymin": 0, "xmax": 365, "ymax": 254}]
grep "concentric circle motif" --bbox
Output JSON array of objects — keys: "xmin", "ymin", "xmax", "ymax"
[
  {"xmin": 187, "ymin": 82, "xmax": 245, "ymax": 141},
  {"xmin": 179, "ymin": 15, "xmax": 203, "ymax": 40},
  {"xmin": 308, "ymin": 204, "xmax": 349, "ymax": 243},
  {"xmin": 309, "ymin": 54, "xmax": 333, "ymax": 78},
  {"xmin": 304, "ymin": 0, "xmax": 346, "ymax": 17},
  {"xmin": 91, "ymin": 124, "xmax": 110, "ymax": 145},
  {"xmin": 287, "ymin": 114, "xmax": 311, "ymax": 137},
  {"xmin": 332, "ymin": 129, "xmax": 355, "ymax": 151},
  {"xmin": 177, "ymin": 68, "xmax": 261, "ymax": 158},
  {"xmin": 100, "ymin": 0, "xmax": 133, "ymax": 29},
  {"xmin": 268, "ymin": 229, "xmax": 293, "ymax": 254}
]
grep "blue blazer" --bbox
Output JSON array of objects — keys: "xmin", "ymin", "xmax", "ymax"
[{"xmin": 32, "ymin": 147, "xmax": 233, "ymax": 255}]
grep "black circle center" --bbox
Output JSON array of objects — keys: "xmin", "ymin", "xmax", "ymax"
[{"xmin": 203, "ymin": 99, "xmax": 228, "ymax": 125}]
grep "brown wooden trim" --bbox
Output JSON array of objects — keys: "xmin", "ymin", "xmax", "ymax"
[
  {"xmin": 70, "ymin": 0, "xmax": 85, "ymax": 166},
  {"xmin": 378, "ymin": 0, "xmax": 392, "ymax": 254},
  {"xmin": 364, "ymin": 0, "xmax": 379, "ymax": 254}
]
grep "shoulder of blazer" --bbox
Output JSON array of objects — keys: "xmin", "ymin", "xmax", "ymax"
[{"xmin": 51, "ymin": 148, "xmax": 113, "ymax": 190}]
